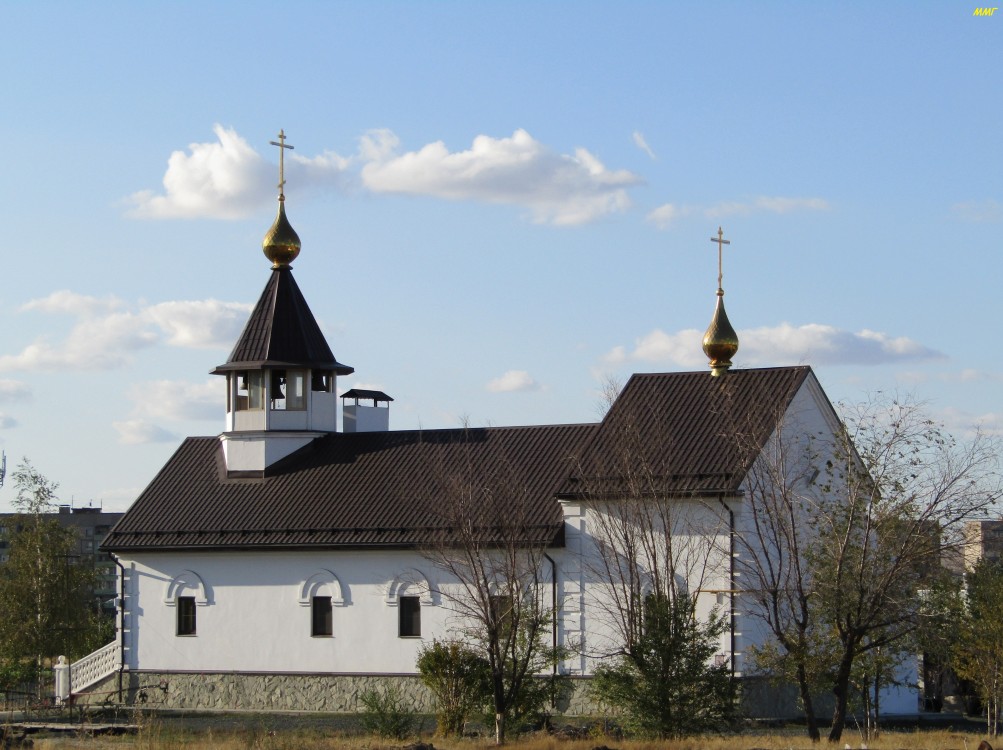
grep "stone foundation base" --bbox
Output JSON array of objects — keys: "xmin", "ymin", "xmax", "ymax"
[
  {"xmin": 79, "ymin": 671, "xmax": 596, "ymax": 715},
  {"xmin": 78, "ymin": 671, "xmax": 828, "ymax": 720}
]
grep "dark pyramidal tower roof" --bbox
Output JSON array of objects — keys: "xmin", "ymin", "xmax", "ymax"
[{"xmin": 211, "ymin": 267, "xmax": 353, "ymax": 375}]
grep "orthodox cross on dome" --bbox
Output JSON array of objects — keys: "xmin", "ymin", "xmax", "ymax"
[
  {"xmin": 702, "ymin": 225, "xmax": 739, "ymax": 376},
  {"xmin": 269, "ymin": 129, "xmax": 295, "ymax": 199},
  {"xmin": 710, "ymin": 226, "xmax": 731, "ymax": 291}
]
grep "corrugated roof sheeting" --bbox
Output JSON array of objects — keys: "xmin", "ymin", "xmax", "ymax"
[
  {"xmin": 559, "ymin": 366, "xmax": 810, "ymax": 498},
  {"xmin": 104, "ymin": 367, "xmax": 813, "ymax": 552},
  {"xmin": 103, "ymin": 423, "xmax": 595, "ymax": 551}
]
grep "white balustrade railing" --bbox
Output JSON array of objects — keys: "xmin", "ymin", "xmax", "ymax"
[{"xmin": 68, "ymin": 641, "xmax": 119, "ymax": 694}]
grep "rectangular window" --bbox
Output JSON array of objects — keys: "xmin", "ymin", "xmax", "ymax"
[
  {"xmin": 399, "ymin": 596, "xmax": 421, "ymax": 637},
  {"xmin": 271, "ymin": 369, "xmax": 306, "ymax": 411},
  {"xmin": 489, "ymin": 594, "xmax": 514, "ymax": 636},
  {"xmin": 285, "ymin": 370, "xmax": 306, "ymax": 410},
  {"xmin": 311, "ymin": 371, "xmax": 331, "ymax": 392},
  {"xmin": 177, "ymin": 596, "xmax": 197, "ymax": 636},
  {"xmin": 312, "ymin": 596, "xmax": 333, "ymax": 637},
  {"xmin": 247, "ymin": 371, "xmax": 264, "ymax": 410}
]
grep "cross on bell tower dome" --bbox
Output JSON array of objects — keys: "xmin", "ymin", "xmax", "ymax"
[{"xmin": 211, "ymin": 130, "xmax": 354, "ymax": 476}]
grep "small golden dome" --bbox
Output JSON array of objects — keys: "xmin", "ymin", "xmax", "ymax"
[
  {"xmin": 262, "ymin": 197, "xmax": 301, "ymax": 268},
  {"xmin": 702, "ymin": 290, "xmax": 739, "ymax": 377}
]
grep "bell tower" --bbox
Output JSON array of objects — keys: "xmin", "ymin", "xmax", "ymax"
[{"xmin": 211, "ymin": 130, "xmax": 354, "ymax": 476}]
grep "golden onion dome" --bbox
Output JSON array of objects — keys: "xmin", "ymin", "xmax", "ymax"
[
  {"xmin": 702, "ymin": 289, "xmax": 739, "ymax": 377},
  {"xmin": 262, "ymin": 196, "xmax": 301, "ymax": 268}
]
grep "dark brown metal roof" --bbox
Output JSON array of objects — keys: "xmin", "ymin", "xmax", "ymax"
[
  {"xmin": 558, "ymin": 366, "xmax": 812, "ymax": 498},
  {"xmin": 212, "ymin": 267, "xmax": 353, "ymax": 375},
  {"xmin": 103, "ymin": 367, "xmax": 816, "ymax": 553},
  {"xmin": 102, "ymin": 423, "xmax": 595, "ymax": 552},
  {"xmin": 341, "ymin": 389, "xmax": 394, "ymax": 403}
]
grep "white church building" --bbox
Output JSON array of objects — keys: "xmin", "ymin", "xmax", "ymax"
[{"xmin": 67, "ymin": 149, "xmax": 922, "ymax": 717}]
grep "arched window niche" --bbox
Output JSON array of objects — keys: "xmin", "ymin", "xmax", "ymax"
[
  {"xmin": 384, "ymin": 568, "xmax": 436, "ymax": 607},
  {"xmin": 164, "ymin": 569, "xmax": 211, "ymax": 607},
  {"xmin": 298, "ymin": 569, "xmax": 348, "ymax": 607}
]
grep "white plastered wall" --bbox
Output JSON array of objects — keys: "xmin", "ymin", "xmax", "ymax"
[
  {"xmin": 732, "ymin": 374, "xmax": 919, "ymax": 713},
  {"xmin": 561, "ymin": 497, "xmax": 734, "ymax": 675},
  {"xmin": 121, "ymin": 549, "xmax": 451, "ymax": 674}
]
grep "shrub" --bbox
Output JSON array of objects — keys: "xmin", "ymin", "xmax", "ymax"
[
  {"xmin": 417, "ymin": 639, "xmax": 490, "ymax": 736},
  {"xmin": 591, "ymin": 593, "xmax": 736, "ymax": 738},
  {"xmin": 358, "ymin": 682, "xmax": 417, "ymax": 740}
]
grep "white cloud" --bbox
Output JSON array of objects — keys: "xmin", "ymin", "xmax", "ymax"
[
  {"xmin": 21, "ymin": 290, "xmax": 124, "ymax": 316},
  {"xmin": 649, "ymin": 196, "xmax": 829, "ymax": 229},
  {"xmin": 605, "ymin": 322, "xmax": 943, "ymax": 368},
  {"xmin": 741, "ymin": 324, "xmax": 942, "ymax": 365},
  {"xmin": 128, "ymin": 126, "xmax": 640, "ymax": 226},
  {"xmin": 705, "ymin": 196, "xmax": 830, "ymax": 219},
  {"xmin": 361, "ymin": 129, "xmax": 641, "ymax": 225},
  {"xmin": 144, "ymin": 300, "xmax": 252, "ymax": 348},
  {"xmin": 941, "ymin": 369, "xmax": 1003, "ymax": 384},
  {"xmin": 126, "ymin": 125, "xmax": 274, "ymax": 219},
  {"xmin": 950, "ymin": 199, "xmax": 1002, "ymax": 223},
  {"xmin": 0, "ymin": 293, "xmax": 249, "ymax": 372},
  {"xmin": 603, "ymin": 329, "xmax": 705, "ymax": 368},
  {"xmin": 632, "ymin": 131, "xmax": 656, "ymax": 160},
  {"xmin": 0, "ymin": 311, "xmax": 157, "ymax": 371},
  {"xmin": 358, "ymin": 129, "xmax": 400, "ymax": 162},
  {"xmin": 127, "ymin": 379, "xmax": 222, "ymax": 422},
  {"xmin": 0, "ymin": 380, "xmax": 31, "ymax": 402},
  {"xmin": 291, "ymin": 150, "xmax": 354, "ymax": 193},
  {"xmin": 0, "ymin": 414, "xmax": 18, "ymax": 429},
  {"xmin": 936, "ymin": 407, "xmax": 1003, "ymax": 438},
  {"xmin": 646, "ymin": 203, "xmax": 695, "ymax": 229},
  {"xmin": 113, "ymin": 419, "xmax": 179, "ymax": 445},
  {"xmin": 753, "ymin": 196, "xmax": 829, "ymax": 214},
  {"xmin": 486, "ymin": 370, "xmax": 542, "ymax": 393}
]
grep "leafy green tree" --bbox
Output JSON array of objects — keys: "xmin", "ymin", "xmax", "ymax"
[
  {"xmin": 913, "ymin": 576, "xmax": 965, "ymax": 713},
  {"xmin": 591, "ymin": 592, "xmax": 736, "ymax": 738},
  {"xmin": 954, "ymin": 558, "xmax": 1003, "ymax": 736},
  {"xmin": 0, "ymin": 460, "xmax": 105, "ymax": 693},
  {"xmin": 417, "ymin": 639, "xmax": 491, "ymax": 736}
]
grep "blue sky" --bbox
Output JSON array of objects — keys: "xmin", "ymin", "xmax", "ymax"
[{"xmin": 0, "ymin": 2, "xmax": 999, "ymax": 512}]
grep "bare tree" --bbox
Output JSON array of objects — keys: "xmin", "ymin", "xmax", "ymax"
[
  {"xmin": 736, "ymin": 410, "xmax": 829, "ymax": 741},
  {"xmin": 738, "ymin": 394, "xmax": 1001, "ymax": 742},
  {"xmin": 819, "ymin": 397, "xmax": 1000, "ymax": 741},
  {"xmin": 580, "ymin": 380, "xmax": 728, "ymax": 657},
  {"xmin": 571, "ymin": 378, "xmax": 736, "ymax": 736},
  {"xmin": 420, "ymin": 430, "xmax": 565, "ymax": 745}
]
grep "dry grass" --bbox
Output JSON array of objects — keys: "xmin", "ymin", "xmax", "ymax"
[{"xmin": 23, "ymin": 727, "xmax": 996, "ymax": 750}]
